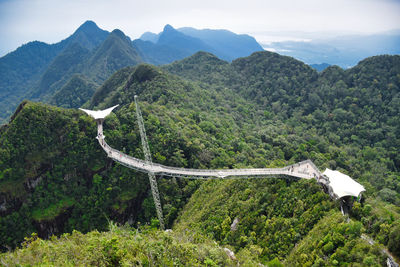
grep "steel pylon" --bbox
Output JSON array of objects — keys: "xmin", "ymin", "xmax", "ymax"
[{"xmin": 134, "ymin": 95, "xmax": 165, "ymax": 230}]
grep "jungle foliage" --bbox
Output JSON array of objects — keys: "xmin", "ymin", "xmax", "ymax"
[
  {"xmin": 0, "ymin": 222, "xmax": 252, "ymax": 266},
  {"xmin": 0, "ymin": 51, "xmax": 399, "ymax": 265}
]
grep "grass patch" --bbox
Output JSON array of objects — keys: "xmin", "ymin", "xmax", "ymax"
[{"xmin": 32, "ymin": 198, "xmax": 75, "ymax": 222}]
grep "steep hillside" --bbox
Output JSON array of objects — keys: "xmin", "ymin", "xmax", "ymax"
[
  {"xmin": 83, "ymin": 29, "xmax": 142, "ymax": 84},
  {"xmin": 33, "ymin": 28, "xmax": 143, "ymax": 108},
  {"xmin": 30, "ymin": 43, "xmax": 90, "ymax": 100},
  {"xmin": 49, "ymin": 74, "xmax": 97, "ymax": 108},
  {"xmin": 174, "ymin": 178, "xmax": 334, "ymax": 262},
  {"xmin": 0, "ymin": 42, "xmax": 63, "ymax": 123},
  {"xmin": 174, "ymin": 178, "xmax": 395, "ymax": 265},
  {"xmin": 0, "ymin": 20, "xmax": 109, "ymax": 124},
  {"xmin": 0, "ymin": 99, "xmax": 196, "ymax": 251},
  {"xmin": 286, "ymin": 211, "xmax": 390, "ymax": 266}
]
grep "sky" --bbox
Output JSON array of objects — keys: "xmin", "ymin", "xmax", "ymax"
[{"xmin": 0, "ymin": 0, "xmax": 399, "ymax": 56}]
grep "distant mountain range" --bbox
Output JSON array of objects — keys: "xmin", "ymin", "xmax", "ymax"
[
  {"xmin": 0, "ymin": 21, "xmax": 263, "ymax": 124},
  {"xmin": 310, "ymin": 63, "xmax": 331, "ymax": 72},
  {"xmin": 264, "ymin": 32, "xmax": 400, "ymax": 69},
  {"xmin": 136, "ymin": 25, "xmax": 263, "ymax": 63}
]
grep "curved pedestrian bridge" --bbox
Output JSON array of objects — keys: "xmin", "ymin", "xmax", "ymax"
[{"xmin": 80, "ymin": 105, "xmax": 365, "ymax": 200}]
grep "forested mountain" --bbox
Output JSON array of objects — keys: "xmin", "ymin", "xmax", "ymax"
[
  {"xmin": 1, "ymin": 49, "xmax": 399, "ymax": 265},
  {"xmin": 84, "ymin": 29, "xmax": 142, "ymax": 84},
  {"xmin": 28, "ymin": 28, "xmax": 142, "ymax": 106},
  {"xmin": 61, "ymin": 20, "xmax": 110, "ymax": 51},
  {"xmin": 0, "ymin": 21, "xmax": 263, "ymax": 125},
  {"xmin": 49, "ymin": 74, "xmax": 97, "ymax": 108},
  {"xmin": 0, "ymin": 41, "xmax": 64, "ymax": 123},
  {"xmin": 0, "ymin": 21, "xmax": 109, "ymax": 123},
  {"xmin": 158, "ymin": 25, "xmax": 215, "ymax": 56},
  {"xmin": 29, "ymin": 43, "xmax": 91, "ymax": 100}
]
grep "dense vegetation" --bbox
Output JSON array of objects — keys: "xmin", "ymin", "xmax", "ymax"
[
  {"xmin": 286, "ymin": 211, "xmax": 387, "ymax": 266},
  {"xmin": 165, "ymin": 52, "xmax": 400, "ymax": 204},
  {"xmin": 0, "ymin": 100, "xmax": 198, "ymax": 250},
  {"xmin": 0, "ymin": 223, "xmax": 251, "ymax": 266},
  {"xmin": 0, "ymin": 51, "xmax": 399, "ymax": 265},
  {"xmin": 49, "ymin": 74, "xmax": 97, "ymax": 108},
  {"xmin": 0, "ymin": 41, "xmax": 63, "ymax": 123},
  {"xmin": 175, "ymin": 178, "xmax": 334, "ymax": 262}
]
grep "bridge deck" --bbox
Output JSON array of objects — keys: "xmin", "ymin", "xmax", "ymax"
[{"xmin": 97, "ymin": 122, "xmax": 321, "ymax": 180}]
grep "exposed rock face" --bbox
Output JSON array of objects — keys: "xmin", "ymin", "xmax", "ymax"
[
  {"xmin": 0, "ymin": 193, "xmax": 22, "ymax": 217},
  {"xmin": 224, "ymin": 248, "xmax": 237, "ymax": 261},
  {"xmin": 24, "ymin": 176, "xmax": 43, "ymax": 191},
  {"xmin": 230, "ymin": 217, "xmax": 239, "ymax": 231}
]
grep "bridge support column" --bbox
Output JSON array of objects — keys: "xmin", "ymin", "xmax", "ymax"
[
  {"xmin": 97, "ymin": 119, "xmax": 103, "ymax": 135},
  {"xmin": 135, "ymin": 95, "xmax": 165, "ymax": 230},
  {"xmin": 148, "ymin": 172, "xmax": 164, "ymax": 228}
]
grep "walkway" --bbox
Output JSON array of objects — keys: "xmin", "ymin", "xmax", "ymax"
[{"xmin": 96, "ymin": 120, "xmax": 322, "ymax": 180}]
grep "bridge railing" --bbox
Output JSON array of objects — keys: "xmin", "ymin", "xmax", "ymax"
[{"xmin": 97, "ymin": 136, "xmax": 316, "ymax": 179}]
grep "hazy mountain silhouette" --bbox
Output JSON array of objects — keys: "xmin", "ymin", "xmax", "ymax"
[
  {"xmin": 134, "ymin": 24, "xmax": 263, "ymax": 64},
  {"xmin": 178, "ymin": 27, "xmax": 263, "ymax": 61}
]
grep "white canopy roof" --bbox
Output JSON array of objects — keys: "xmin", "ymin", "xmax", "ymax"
[
  {"xmin": 79, "ymin": 105, "xmax": 119, "ymax": 120},
  {"xmin": 323, "ymin": 168, "xmax": 365, "ymax": 198}
]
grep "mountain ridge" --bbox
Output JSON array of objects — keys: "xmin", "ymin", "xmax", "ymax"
[
  {"xmin": 82, "ymin": 29, "xmax": 142, "ymax": 84},
  {"xmin": 0, "ymin": 21, "xmax": 264, "ymax": 124},
  {"xmin": 135, "ymin": 24, "xmax": 264, "ymax": 63},
  {"xmin": 178, "ymin": 27, "xmax": 264, "ymax": 60},
  {"xmin": 30, "ymin": 42, "xmax": 90, "ymax": 100},
  {"xmin": 0, "ymin": 20, "xmax": 109, "ymax": 123},
  {"xmin": 59, "ymin": 20, "xmax": 109, "ymax": 51}
]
